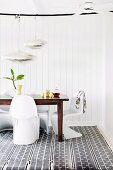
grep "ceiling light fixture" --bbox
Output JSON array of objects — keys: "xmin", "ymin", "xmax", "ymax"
[
  {"xmin": 3, "ymin": 16, "xmax": 36, "ymax": 62},
  {"xmin": 4, "ymin": 51, "xmax": 35, "ymax": 62},
  {"xmin": 79, "ymin": 1, "xmax": 98, "ymax": 15},
  {"xmin": 24, "ymin": 16, "xmax": 46, "ymax": 49}
]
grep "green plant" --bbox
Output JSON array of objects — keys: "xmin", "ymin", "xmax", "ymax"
[{"xmin": 4, "ymin": 69, "xmax": 24, "ymax": 89}]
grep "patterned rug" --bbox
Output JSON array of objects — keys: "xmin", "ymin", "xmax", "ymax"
[{"xmin": 0, "ymin": 126, "xmax": 113, "ymax": 170}]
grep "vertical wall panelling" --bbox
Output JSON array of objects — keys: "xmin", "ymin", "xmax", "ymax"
[
  {"xmin": 101, "ymin": 14, "xmax": 106, "ymax": 128},
  {"xmin": 48, "ymin": 18, "xmax": 55, "ymax": 91},
  {"xmin": 42, "ymin": 18, "xmax": 49, "ymax": 90},
  {"xmin": 104, "ymin": 14, "xmax": 113, "ymax": 141},
  {"xmin": 0, "ymin": 15, "xmax": 105, "ymax": 125},
  {"xmin": 0, "ymin": 16, "xmax": 7, "ymax": 93},
  {"xmin": 0, "ymin": 16, "xmax": 1, "ymax": 93}
]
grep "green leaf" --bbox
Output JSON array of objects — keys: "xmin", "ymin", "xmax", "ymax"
[
  {"xmin": 3, "ymin": 77, "xmax": 12, "ymax": 80},
  {"xmin": 11, "ymin": 69, "xmax": 14, "ymax": 76},
  {"xmin": 16, "ymin": 75, "xmax": 24, "ymax": 80}
]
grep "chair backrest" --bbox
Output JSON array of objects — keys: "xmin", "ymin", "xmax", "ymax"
[
  {"xmin": 69, "ymin": 94, "xmax": 84, "ymax": 114},
  {"xmin": 10, "ymin": 95, "xmax": 37, "ymax": 119}
]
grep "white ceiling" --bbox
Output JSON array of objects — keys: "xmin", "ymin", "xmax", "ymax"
[
  {"xmin": 0, "ymin": 0, "xmax": 113, "ymax": 14},
  {"xmin": 34, "ymin": 0, "xmax": 113, "ymax": 13}
]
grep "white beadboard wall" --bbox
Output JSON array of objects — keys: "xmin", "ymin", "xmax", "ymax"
[
  {"xmin": 103, "ymin": 13, "xmax": 113, "ymax": 143},
  {"xmin": 0, "ymin": 15, "xmax": 105, "ymax": 125}
]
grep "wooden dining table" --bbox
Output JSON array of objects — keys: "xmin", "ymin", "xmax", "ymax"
[{"xmin": 0, "ymin": 94, "xmax": 69, "ymax": 142}]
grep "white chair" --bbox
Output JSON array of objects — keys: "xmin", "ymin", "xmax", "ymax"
[
  {"xmin": 37, "ymin": 106, "xmax": 49, "ymax": 134},
  {"xmin": 0, "ymin": 108, "xmax": 13, "ymax": 131},
  {"xmin": 10, "ymin": 95, "xmax": 40, "ymax": 145},
  {"xmin": 52, "ymin": 93, "xmax": 84, "ymax": 139}
]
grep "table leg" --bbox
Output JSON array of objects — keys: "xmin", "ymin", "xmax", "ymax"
[{"xmin": 57, "ymin": 101, "xmax": 63, "ymax": 142}]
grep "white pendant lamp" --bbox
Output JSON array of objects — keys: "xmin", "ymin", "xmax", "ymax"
[
  {"xmin": 4, "ymin": 51, "xmax": 35, "ymax": 62},
  {"xmin": 24, "ymin": 17, "xmax": 47, "ymax": 49},
  {"xmin": 24, "ymin": 39, "xmax": 47, "ymax": 49},
  {"xmin": 3, "ymin": 16, "xmax": 36, "ymax": 62}
]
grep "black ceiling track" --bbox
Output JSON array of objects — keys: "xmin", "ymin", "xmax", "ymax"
[
  {"xmin": 0, "ymin": 13, "xmax": 75, "ymax": 17},
  {"xmin": 80, "ymin": 12, "xmax": 98, "ymax": 15}
]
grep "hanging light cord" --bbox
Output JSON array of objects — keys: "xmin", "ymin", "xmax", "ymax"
[
  {"xmin": 35, "ymin": 16, "xmax": 37, "ymax": 41},
  {"xmin": 15, "ymin": 15, "xmax": 21, "ymax": 52}
]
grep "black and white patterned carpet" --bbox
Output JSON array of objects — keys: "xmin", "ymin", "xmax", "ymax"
[{"xmin": 0, "ymin": 126, "xmax": 113, "ymax": 170}]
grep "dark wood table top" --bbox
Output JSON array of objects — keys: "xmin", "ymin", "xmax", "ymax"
[{"xmin": 0, "ymin": 94, "xmax": 69, "ymax": 105}]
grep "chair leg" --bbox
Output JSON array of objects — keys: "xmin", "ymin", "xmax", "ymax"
[
  {"xmin": 63, "ymin": 118, "xmax": 82, "ymax": 139},
  {"xmin": 52, "ymin": 112, "xmax": 82, "ymax": 139},
  {"xmin": 63, "ymin": 123, "xmax": 82, "ymax": 139}
]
